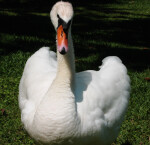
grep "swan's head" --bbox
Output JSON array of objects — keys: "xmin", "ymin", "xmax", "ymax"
[{"xmin": 50, "ymin": 1, "xmax": 73, "ymax": 55}]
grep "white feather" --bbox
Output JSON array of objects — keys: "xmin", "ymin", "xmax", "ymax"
[
  {"xmin": 19, "ymin": 1, "xmax": 130, "ymax": 145},
  {"xmin": 19, "ymin": 47, "xmax": 57, "ymax": 129},
  {"xmin": 75, "ymin": 56, "xmax": 130, "ymax": 144}
]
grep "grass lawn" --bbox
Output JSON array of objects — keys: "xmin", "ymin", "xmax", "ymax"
[{"xmin": 0, "ymin": 0, "xmax": 150, "ymax": 144}]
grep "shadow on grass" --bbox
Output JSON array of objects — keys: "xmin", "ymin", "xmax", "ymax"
[
  {"xmin": 0, "ymin": 0, "xmax": 150, "ymax": 72},
  {"xmin": 72, "ymin": 2, "xmax": 150, "ymax": 71}
]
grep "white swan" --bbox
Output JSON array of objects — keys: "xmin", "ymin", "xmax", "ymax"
[{"xmin": 19, "ymin": 1, "xmax": 130, "ymax": 145}]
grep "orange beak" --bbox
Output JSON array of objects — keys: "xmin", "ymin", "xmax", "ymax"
[{"xmin": 57, "ymin": 25, "xmax": 68, "ymax": 55}]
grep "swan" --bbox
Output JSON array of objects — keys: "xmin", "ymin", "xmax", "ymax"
[{"xmin": 19, "ymin": 1, "xmax": 130, "ymax": 145}]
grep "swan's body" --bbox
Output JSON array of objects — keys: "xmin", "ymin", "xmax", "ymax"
[{"xmin": 19, "ymin": 2, "xmax": 130, "ymax": 145}]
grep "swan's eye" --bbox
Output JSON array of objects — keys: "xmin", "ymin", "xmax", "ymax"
[
  {"xmin": 57, "ymin": 14, "xmax": 71, "ymax": 33},
  {"xmin": 58, "ymin": 16, "xmax": 64, "ymax": 27},
  {"xmin": 57, "ymin": 14, "xmax": 60, "ymax": 19}
]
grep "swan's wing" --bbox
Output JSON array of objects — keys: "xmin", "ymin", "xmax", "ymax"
[
  {"xmin": 19, "ymin": 47, "xmax": 57, "ymax": 125},
  {"xmin": 75, "ymin": 56, "xmax": 130, "ymax": 143}
]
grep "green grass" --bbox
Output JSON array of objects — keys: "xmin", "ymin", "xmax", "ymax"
[{"xmin": 0, "ymin": 0, "xmax": 150, "ymax": 144}]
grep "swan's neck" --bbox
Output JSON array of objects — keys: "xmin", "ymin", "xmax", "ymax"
[
  {"xmin": 29, "ymin": 27, "xmax": 80, "ymax": 139},
  {"xmin": 55, "ymin": 28, "xmax": 75, "ymax": 89}
]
